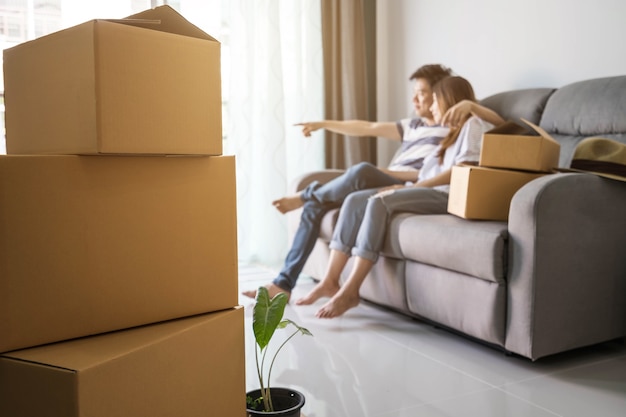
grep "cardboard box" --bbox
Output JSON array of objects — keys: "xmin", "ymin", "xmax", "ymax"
[
  {"xmin": 0, "ymin": 308, "xmax": 246, "ymax": 417},
  {"xmin": 0, "ymin": 155, "xmax": 238, "ymax": 353},
  {"xmin": 479, "ymin": 119, "xmax": 560, "ymax": 172},
  {"xmin": 3, "ymin": 6, "xmax": 222, "ymax": 155},
  {"xmin": 448, "ymin": 164, "xmax": 547, "ymax": 221}
]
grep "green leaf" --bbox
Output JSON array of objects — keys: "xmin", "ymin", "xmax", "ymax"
[
  {"xmin": 253, "ymin": 287, "xmax": 289, "ymax": 350},
  {"xmin": 280, "ymin": 319, "xmax": 313, "ymax": 337}
]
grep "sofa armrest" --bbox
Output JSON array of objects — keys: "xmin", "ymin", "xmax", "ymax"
[
  {"xmin": 288, "ymin": 169, "xmax": 345, "ymax": 194},
  {"xmin": 505, "ymin": 173, "xmax": 626, "ymax": 359}
]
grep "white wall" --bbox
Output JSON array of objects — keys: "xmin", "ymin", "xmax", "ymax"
[{"xmin": 376, "ymin": 0, "xmax": 626, "ymax": 163}]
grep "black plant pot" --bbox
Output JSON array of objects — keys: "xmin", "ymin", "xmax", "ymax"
[{"xmin": 246, "ymin": 387, "xmax": 305, "ymax": 417}]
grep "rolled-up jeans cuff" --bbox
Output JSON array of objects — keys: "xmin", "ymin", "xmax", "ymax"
[
  {"xmin": 301, "ymin": 180, "xmax": 321, "ymax": 201},
  {"xmin": 328, "ymin": 240, "xmax": 351, "ymax": 255},
  {"xmin": 352, "ymin": 247, "xmax": 378, "ymax": 263},
  {"xmin": 271, "ymin": 277, "xmax": 294, "ymax": 292}
]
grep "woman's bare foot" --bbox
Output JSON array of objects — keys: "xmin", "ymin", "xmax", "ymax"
[
  {"xmin": 242, "ymin": 283, "xmax": 291, "ymax": 301},
  {"xmin": 272, "ymin": 193, "xmax": 304, "ymax": 214},
  {"xmin": 315, "ymin": 291, "xmax": 360, "ymax": 318},
  {"xmin": 295, "ymin": 281, "xmax": 340, "ymax": 305}
]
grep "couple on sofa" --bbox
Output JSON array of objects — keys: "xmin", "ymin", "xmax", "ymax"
[{"xmin": 243, "ymin": 64, "xmax": 505, "ymax": 318}]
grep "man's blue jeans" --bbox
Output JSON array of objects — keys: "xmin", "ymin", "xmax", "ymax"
[{"xmin": 272, "ymin": 162, "xmax": 405, "ymax": 291}]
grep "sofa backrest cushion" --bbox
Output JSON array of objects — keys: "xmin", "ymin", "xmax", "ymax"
[
  {"xmin": 540, "ymin": 76, "xmax": 626, "ymax": 136},
  {"xmin": 480, "ymin": 88, "xmax": 555, "ymax": 125},
  {"xmin": 540, "ymin": 76, "xmax": 626, "ymax": 167}
]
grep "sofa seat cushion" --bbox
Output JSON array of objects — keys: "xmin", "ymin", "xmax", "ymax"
[
  {"xmin": 396, "ymin": 214, "xmax": 508, "ymax": 283},
  {"xmin": 319, "ymin": 208, "xmax": 340, "ymax": 242}
]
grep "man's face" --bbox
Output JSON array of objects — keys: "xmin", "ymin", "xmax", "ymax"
[{"xmin": 412, "ymin": 78, "xmax": 434, "ymax": 119}]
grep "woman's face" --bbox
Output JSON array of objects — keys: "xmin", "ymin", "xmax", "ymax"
[{"xmin": 430, "ymin": 93, "xmax": 443, "ymax": 124}]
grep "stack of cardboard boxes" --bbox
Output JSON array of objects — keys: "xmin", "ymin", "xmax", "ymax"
[
  {"xmin": 0, "ymin": 6, "xmax": 245, "ymax": 417},
  {"xmin": 448, "ymin": 119, "xmax": 560, "ymax": 221}
]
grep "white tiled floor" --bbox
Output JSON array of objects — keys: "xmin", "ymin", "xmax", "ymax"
[{"xmin": 239, "ymin": 265, "xmax": 626, "ymax": 417}]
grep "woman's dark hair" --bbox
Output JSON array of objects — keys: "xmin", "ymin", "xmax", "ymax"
[{"xmin": 432, "ymin": 76, "xmax": 477, "ymax": 164}]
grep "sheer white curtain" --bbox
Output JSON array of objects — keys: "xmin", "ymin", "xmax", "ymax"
[
  {"xmin": 2, "ymin": 0, "xmax": 323, "ymax": 267},
  {"xmin": 226, "ymin": 0, "xmax": 324, "ymax": 268}
]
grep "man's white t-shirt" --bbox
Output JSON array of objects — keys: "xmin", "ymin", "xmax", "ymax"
[{"xmin": 387, "ymin": 118, "xmax": 450, "ymax": 172}]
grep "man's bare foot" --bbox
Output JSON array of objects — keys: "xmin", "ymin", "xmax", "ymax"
[
  {"xmin": 272, "ymin": 193, "xmax": 304, "ymax": 214},
  {"xmin": 295, "ymin": 281, "xmax": 340, "ymax": 305},
  {"xmin": 242, "ymin": 283, "xmax": 291, "ymax": 301},
  {"xmin": 315, "ymin": 292, "xmax": 360, "ymax": 319}
]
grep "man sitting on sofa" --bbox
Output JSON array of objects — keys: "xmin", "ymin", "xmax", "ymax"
[{"xmin": 242, "ymin": 64, "xmax": 505, "ymax": 301}]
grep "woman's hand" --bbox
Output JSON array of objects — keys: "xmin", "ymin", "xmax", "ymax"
[
  {"xmin": 441, "ymin": 100, "xmax": 474, "ymax": 128},
  {"xmin": 370, "ymin": 184, "xmax": 405, "ymax": 199}
]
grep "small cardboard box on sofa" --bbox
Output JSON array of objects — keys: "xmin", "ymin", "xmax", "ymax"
[{"xmin": 448, "ymin": 119, "xmax": 559, "ymax": 221}]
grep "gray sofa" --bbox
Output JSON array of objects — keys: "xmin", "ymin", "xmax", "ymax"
[{"xmin": 287, "ymin": 75, "xmax": 626, "ymax": 361}]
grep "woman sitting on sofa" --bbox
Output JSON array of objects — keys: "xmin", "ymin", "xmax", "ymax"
[{"xmin": 297, "ymin": 76, "xmax": 495, "ymax": 318}]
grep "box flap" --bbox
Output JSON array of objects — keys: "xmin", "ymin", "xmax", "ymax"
[
  {"xmin": 104, "ymin": 18, "xmax": 161, "ymax": 26},
  {"xmin": 1, "ymin": 310, "xmax": 239, "ymax": 372},
  {"xmin": 521, "ymin": 118, "xmax": 560, "ymax": 145},
  {"xmin": 0, "ymin": 357, "xmax": 77, "ymax": 373},
  {"xmin": 120, "ymin": 5, "xmax": 218, "ymax": 42},
  {"xmin": 485, "ymin": 120, "xmax": 532, "ymax": 136}
]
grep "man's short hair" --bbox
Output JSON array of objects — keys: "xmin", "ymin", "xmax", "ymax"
[{"xmin": 409, "ymin": 64, "xmax": 453, "ymax": 87}]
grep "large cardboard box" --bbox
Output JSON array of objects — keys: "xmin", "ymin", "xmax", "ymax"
[
  {"xmin": 0, "ymin": 308, "xmax": 246, "ymax": 417},
  {"xmin": 0, "ymin": 155, "xmax": 237, "ymax": 353},
  {"xmin": 480, "ymin": 119, "xmax": 560, "ymax": 173},
  {"xmin": 3, "ymin": 5, "xmax": 222, "ymax": 155},
  {"xmin": 448, "ymin": 164, "xmax": 547, "ymax": 221}
]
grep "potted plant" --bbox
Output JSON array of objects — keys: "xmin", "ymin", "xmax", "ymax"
[{"xmin": 246, "ymin": 286, "xmax": 312, "ymax": 416}]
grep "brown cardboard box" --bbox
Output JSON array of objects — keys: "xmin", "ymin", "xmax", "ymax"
[
  {"xmin": 0, "ymin": 155, "xmax": 237, "ymax": 353},
  {"xmin": 479, "ymin": 119, "xmax": 560, "ymax": 173},
  {"xmin": 448, "ymin": 164, "xmax": 547, "ymax": 221},
  {"xmin": 0, "ymin": 308, "xmax": 246, "ymax": 417},
  {"xmin": 3, "ymin": 6, "xmax": 222, "ymax": 156}
]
